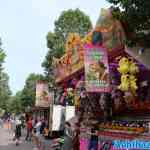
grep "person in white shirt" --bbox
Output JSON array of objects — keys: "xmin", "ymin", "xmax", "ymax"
[{"xmin": 32, "ymin": 118, "xmax": 42, "ymax": 150}]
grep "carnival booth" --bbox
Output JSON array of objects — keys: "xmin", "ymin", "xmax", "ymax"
[
  {"xmin": 33, "ymin": 81, "xmax": 54, "ymax": 128},
  {"xmin": 52, "ymin": 8, "xmax": 150, "ymax": 149},
  {"xmin": 84, "ymin": 8, "xmax": 150, "ymax": 148}
]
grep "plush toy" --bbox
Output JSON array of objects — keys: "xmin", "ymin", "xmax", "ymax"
[
  {"xmin": 118, "ymin": 57, "xmax": 130, "ymax": 74},
  {"xmin": 118, "ymin": 74, "xmax": 130, "ymax": 91},
  {"xmin": 129, "ymin": 60, "xmax": 139, "ymax": 74},
  {"xmin": 129, "ymin": 75, "xmax": 138, "ymax": 95}
]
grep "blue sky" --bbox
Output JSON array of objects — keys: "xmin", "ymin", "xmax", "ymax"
[{"xmin": 0, "ymin": 0, "xmax": 110, "ymax": 94}]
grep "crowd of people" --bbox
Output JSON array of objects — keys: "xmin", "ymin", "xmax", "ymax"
[{"xmin": 0, "ymin": 113, "xmax": 99, "ymax": 150}]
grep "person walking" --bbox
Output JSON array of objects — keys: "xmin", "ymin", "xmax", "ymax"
[
  {"xmin": 32, "ymin": 118, "xmax": 42, "ymax": 150},
  {"xmin": 25, "ymin": 117, "xmax": 33, "ymax": 141},
  {"xmin": 0, "ymin": 117, "xmax": 3, "ymax": 128},
  {"xmin": 14, "ymin": 117, "xmax": 22, "ymax": 146}
]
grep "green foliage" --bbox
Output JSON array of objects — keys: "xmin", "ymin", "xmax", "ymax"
[
  {"xmin": 0, "ymin": 39, "xmax": 11, "ymax": 111},
  {"xmin": 8, "ymin": 73, "xmax": 46, "ymax": 113},
  {"xmin": 7, "ymin": 91, "xmax": 22, "ymax": 113},
  {"xmin": 20, "ymin": 73, "xmax": 46, "ymax": 111},
  {"xmin": 0, "ymin": 39, "xmax": 6, "ymax": 62},
  {"xmin": 0, "ymin": 39, "xmax": 6, "ymax": 75},
  {"xmin": 107, "ymin": 0, "xmax": 150, "ymax": 47},
  {"xmin": 54, "ymin": 8, "xmax": 92, "ymax": 40},
  {"xmin": 42, "ymin": 9, "xmax": 92, "ymax": 83},
  {"xmin": 0, "ymin": 72, "xmax": 12, "ymax": 111}
]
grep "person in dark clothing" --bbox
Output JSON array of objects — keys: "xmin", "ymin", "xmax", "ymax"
[
  {"xmin": 14, "ymin": 118, "xmax": 22, "ymax": 146},
  {"xmin": 40, "ymin": 119, "xmax": 46, "ymax": 134},
  {"xmin": 88, "ymin": 125, "xmax": 99, "ymax": 150}
]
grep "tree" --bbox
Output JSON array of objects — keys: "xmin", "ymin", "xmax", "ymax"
[
  {"xmin": 54, "ymin": 9, "xmax": 92, "ymax": 41},
  {"xmin": 0, "ymin": 38, "xmax": 6, "ymax": 78},
  {"xmin": 20, "ymin": 73, "xmax": 46, "ymax": 111},
  {"xmin": 7, "ymin": 91, "xmax": 22, "ymax": 114},
  {"xmin": 0, "ymin": 39, "xmax": 11, "ymax": 111},
  {"xmin": 42, "ymin": 9, "xmax": 92, "ymax": 82},
  {"xmin": 0, "ymin": 72, "xmax": 12, "ymax": 111},
  {"xmin": 107, "ymin": 0, "xmax": 150, "ymax": 47}
]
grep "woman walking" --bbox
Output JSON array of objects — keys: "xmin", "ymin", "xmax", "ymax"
[
  {"xmin": 25, "ymin": 117, "xmax": 33, "ymax": 141},
  {"xmin": 14, "ymin": 118, "xmax": 22, "ymax": 146}
]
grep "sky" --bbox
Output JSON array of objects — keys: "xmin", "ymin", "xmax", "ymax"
[{"xmin": 0, "ymin": 0, "xmax": 110, "ymax": 94}]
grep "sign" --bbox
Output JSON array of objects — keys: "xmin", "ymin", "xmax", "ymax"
[
  {"xmin": 35, "ymin": 81, "xmax": 53, "ymax": 107},
  {"xmin": 84, "ymin": 45, "xmax": 110, "ymax": 92},
  {"xmin": 66, "ymin": 106, "xmax": 75, "ymax": 121},
  {"xmin": 52, "ymin": 105, "xmax": 65, "ymax": 131}
]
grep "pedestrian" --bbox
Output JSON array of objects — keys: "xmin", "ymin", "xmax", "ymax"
[
  {"xmin": 32, "ymin": 118, "xmax": 42, "ymax": 150},
  {"xmin": 62, "ymin": 122, "xmax": 74, "ymax": 150},
  {"xmin": 40, "ymin": 118, "xmax": 46, "ymax": 135},
  {"xmin": 25, "ymin": 117, "xmax": 33, "ymax": 141},
  {"xmin": 73, "ymin": 123, "xmax": 80, "ymax": 150},
  {"xmin": 0, "ymin": 117, "xmax": 3, "ymax": 128},
  {"xmin": 88, "ymin": 124, "xmax": 99, "ymax": 150},
  {"xmin": 14, "ymin": 117, "xmax": 22, "ymax": 146}
]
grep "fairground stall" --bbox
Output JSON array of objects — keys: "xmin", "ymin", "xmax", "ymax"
[
  {"xmin": 52, "ymin": 8, "xmax": 150, "ymax": 149},
  {"xmin": 82, "ymin": 8, "xmax": 150, "ymax": 149},
  {"xmin": 32, "ymin": 80, "xmax": 54, "ymax": 129}
]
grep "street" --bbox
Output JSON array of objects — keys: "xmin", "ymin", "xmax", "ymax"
[{"xmin": 0, "ymin": 127, "xmax": 33, "ymax": 150}]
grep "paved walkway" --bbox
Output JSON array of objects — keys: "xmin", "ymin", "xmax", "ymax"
[{"xmin": 0, "ymin": 126, "xmax": 34, "ymax": 150}]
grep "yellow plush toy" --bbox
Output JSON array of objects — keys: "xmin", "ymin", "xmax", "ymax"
[
  {"xmin": 118, "ymin": 74, "xmax": 130, "ymax": 91},
  {"xmin": 129, "ymin": 60, "xmax": 139, "ymax": 74},
  {"xmin": 118, "ymin": 57, "xmax": 130, "ymax": 74},
  {"xmin": 129, "ymin": 75, "xmax": 138, "ymax": 95}
]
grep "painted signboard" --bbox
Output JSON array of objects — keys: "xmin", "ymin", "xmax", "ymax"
[
  {"xmin": 84, "ymin": 45, "xmax": 110, "ymax": 92},
  {"xmin": 66, "ymin": 106, "xmax": 75, "ymax": 121},
  {"xmin": 35, "ymin": 81, "xmax": 53, "ymax": 107},
  {"xmin": 52, "ymin": 105, "xmax": 65, "ymax": 131}
]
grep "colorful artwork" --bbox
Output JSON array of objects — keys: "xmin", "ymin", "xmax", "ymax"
[
  {"xmin": 84, "ymin": 45, "xmax": 110, "ymax": 92},
  {"xmin": 35, "ymin": 81, "xmax": 53, "ymax": 107},
  {"xmin": 53, "ymin": 33, "xmax": 84, "ymax": 83},
  {"xmin": 94, "ymin": 8, "xmax": 126, "ymax": 51}
]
